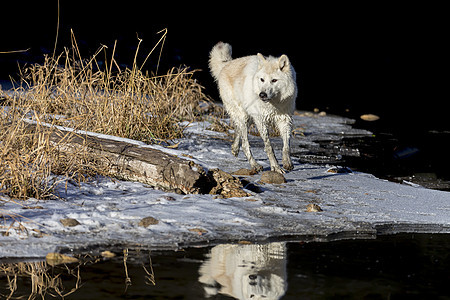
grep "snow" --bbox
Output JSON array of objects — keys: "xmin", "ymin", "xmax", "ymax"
[{"xmin": 0, "ymin": 112, "xmax": 449, "ymax": 258}]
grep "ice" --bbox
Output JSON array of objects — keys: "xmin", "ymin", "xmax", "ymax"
[{"xmin": 0, "ymin": 113, "xmax": 449, "ymax": 258}]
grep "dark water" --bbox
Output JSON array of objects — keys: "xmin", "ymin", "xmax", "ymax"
[
  {"xmin": 1, "ymin": 234, "xmax": 449, "ymax": 299},
  {"xmin": 340, "ymin": 131, "xmax": 450, "ymax": 191},
  {"xmin": 293, "ymin": 111, "xmax": 450, "ymax": 192}
]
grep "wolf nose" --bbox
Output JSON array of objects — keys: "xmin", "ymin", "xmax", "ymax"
[{"xmin": 259, "ymin": 92, "xmax": 268, "ymax": 100}]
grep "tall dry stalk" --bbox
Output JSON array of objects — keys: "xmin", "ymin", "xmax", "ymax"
[
  {"xmin": 0, "ymin": 33, "xmax": 220, "ymax": 200},
  {"xmin": 19, "ymin": 34, "xmax": 212, "ymax": 144}
]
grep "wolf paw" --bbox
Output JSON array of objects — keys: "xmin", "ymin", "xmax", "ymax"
[
  {"xmin": 283, "ymin": 162, "xmax": 293, "ymax": 172},
  {"xmin": 271, "ymin": 165, "xmax": 285, "ymax": 174},
  {"xmin": 282, "ymin": 157, "xmax": 293, "ymax": 172}
]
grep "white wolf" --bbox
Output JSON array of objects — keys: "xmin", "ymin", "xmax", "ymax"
[{"xmin": 209, "ymin": 42, "xmax": 297, "ymax": 173}]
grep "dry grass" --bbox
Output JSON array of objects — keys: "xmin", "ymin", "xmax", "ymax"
[
  {"xmin": 0, "ymin": 249, "xmax": 156, "ymax": 299},
  {"xmin": 18, "ymin": 32, "xmax": 213, "ymax": 144},
  {"xmin": 0, "ymin": 107, "xmax": 100, "ymax": 200},
  {"xmin": 0, "ymin": 260, "xmax": 81, "ymax": 299},
  {"xmin": 0, "ymin": 32, "xmax": 220, "ymax": 200}
]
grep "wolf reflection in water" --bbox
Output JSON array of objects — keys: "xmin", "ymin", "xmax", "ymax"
[{"xmin": 199, "ymin": 242, "xmax": 287, "ymax": 299}]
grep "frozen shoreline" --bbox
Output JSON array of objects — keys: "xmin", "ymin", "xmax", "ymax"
[{"xmin": 1, "ymin": 112, "xmax": 449, "ymax": 258}]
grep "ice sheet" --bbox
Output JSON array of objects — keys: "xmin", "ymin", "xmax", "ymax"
[{"xmin": 1, "ymin": 113, "xmax": 449, "ymax": 258}]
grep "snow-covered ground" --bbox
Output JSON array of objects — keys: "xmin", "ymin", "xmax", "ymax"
[{"xmin": 1, "ymin": 113, "xmax": 449, "ymax": 258}]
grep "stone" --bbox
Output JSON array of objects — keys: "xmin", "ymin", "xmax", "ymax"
[
  {"xmin": 188, "ymin": 228, "xmax": 207, "ymax": 235},
  {"xmin": 306, "ymin": 204, "xmax": 323, "ymax": 212},
  {"xmin": 138, "ymin": 216, "xmax": 159, "ymax": 227},
  {"xmin": 327, "ymin": 166, "xmax": 353, "ymax": 174},
  {"xmin": 360, "ymin": 114, "xmax": 380, "ymax": 121},
  {"xmin": 60, "ymin": 218, "xmax": 80, "ymax": 227},
  {"xmin": 209, "ymin": 169, "xmax": 251, "ymax": 198},
  {"xmin": 260, "ymin": 171, "xmax": 287, "ymax": 184}
]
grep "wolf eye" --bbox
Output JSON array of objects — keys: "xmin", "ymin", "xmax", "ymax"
[
  {"xmin": 271, "ymin": 79, "xmax": 278, "ymax": 83},
  {"xmin": 260, "ymin": 78, "xmax": 265, "ymax": 82}
]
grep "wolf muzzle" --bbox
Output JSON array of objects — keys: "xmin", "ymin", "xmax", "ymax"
[{"xmin": 259, "ymin": 92, "xmax": 270, "ymax": 102}]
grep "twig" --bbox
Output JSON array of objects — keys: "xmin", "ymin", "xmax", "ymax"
[
  {"xmin": 0, "ymin": 48, "xmax": 30, "ymax": 54},
  {"xmin": 52, "ymin": 0, "xmax": 60, "ymax": 59},
  {"xmin": 123, "ymin": 249, "xmax": 132, "ymax": 293}
]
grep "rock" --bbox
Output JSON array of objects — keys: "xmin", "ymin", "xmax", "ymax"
[
  {"xmin": 158, "ymin": 195, "xmax": 176, "ymax": 201},
  {"xmin": 360, "ymin": 114, "xmax": 380, "ymax": 121},
  {"xmin": 260, "ymin": 171, "xmax": 286, "ymax": 184},
  {"xmin": 22, "ymin": 205, "xmax": 44, "ymax": 210},
  {"xmin": 138, "ymin": 216, "xmax": 159, "ymax": 227},
  {"xmin": 306, "ymin": 204, "xmax": 323, "ymax": 212},
  {"xmin": 209, "ymin": 169, "xmax": 251, "ymax": 198},
  {"xmin": 46, "ymin": 253, "xmax": 79, "ymax": 266},
  {"xmin": 327, "ymin": 166, "xmax": 352, "ymax": 174},
  {"xmin": 60, "ymin": 218, "xmax": 80, "ymax": 227},
  {"xmin": 31, "ymin": 228, "xmax": 47, "ymax": 238},
  {"xmin": 232, "ymin": 168, "xmax": 258, "ymax": 176},
  {"xmin": 245, "ymin": 198, "xmax": 259, "ymax": 202},
  {"xmin": 188, "ymin": 228, "xmax": 208, "ymax": 235}
]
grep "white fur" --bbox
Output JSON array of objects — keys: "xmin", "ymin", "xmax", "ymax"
[{"xmin": 209, "ymin": 42, "xmax": 298, "ymax": 173}]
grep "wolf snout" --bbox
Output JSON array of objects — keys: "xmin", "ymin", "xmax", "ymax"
[{"xmin": 259, "ymin": 92, "xmax": 269, "ymax": 101}]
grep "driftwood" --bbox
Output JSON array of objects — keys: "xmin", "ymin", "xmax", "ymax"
[
  {"xmin": 49, "ymin": 129, "xmax": 213, "ymax": 194},
  {"xmin": 29, "ymin": 123, "xmax": 251, "ymax": 197}
]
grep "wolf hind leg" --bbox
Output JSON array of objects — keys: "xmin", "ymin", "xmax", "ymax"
[
  {"xmin": 233, "ymin": 115, "xmax": 263, "ymax": 172},
  {"xmin": 223, "ymin": 103, "xmax": 241, "ymax": 157}
]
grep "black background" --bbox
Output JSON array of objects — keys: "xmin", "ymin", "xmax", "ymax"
[
  {"xmin": 1, "ymin": 2, "xmax": 446, "ymax": 121},
  {"xmin": 1, "ymin": 2, "xmax": 447, "ymax": 151}
]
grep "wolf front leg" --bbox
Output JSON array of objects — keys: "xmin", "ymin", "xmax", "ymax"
[
  {"xmin": 276, "ymin": 115, "xmax": 293, "ymax": 171},
  {"xmin": 254, "ymin": 118, "xmax": 283, "ymax": 173}
]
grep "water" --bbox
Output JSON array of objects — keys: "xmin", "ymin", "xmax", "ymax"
[
  {"xmin": 1, "ymin": 234, "xmax": 449, "ymax": 299},
  {"xmin": 293, "ymin": 113, "xmax": 450, "ymax": 192}
]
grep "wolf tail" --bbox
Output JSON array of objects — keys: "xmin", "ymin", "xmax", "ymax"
[{"xmin": 209, "ymin": 42, "xmax": 232, "ymax": 81}]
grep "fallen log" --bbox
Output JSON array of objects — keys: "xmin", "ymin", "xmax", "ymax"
[
  {"xmin": 25, "ymin": 121, "xmax": 250, "ymax": 197},
  {"xmin": 50, "ymin": 129, "xmax": 213, "ymax": 194}
]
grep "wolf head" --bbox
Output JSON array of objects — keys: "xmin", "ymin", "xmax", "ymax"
[{"xmin": 254, "ymin": 53, "xmax": 296, "ymax": 103}]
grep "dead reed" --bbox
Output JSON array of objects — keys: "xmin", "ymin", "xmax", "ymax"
[
  {"xmin": 0, "ymin": 260, "xmax": 81, "ymax": 299},
  {"xmin": 0, "ymin": 249, "xmax": 156, "ymax": 298},
  {"xmin": 0, "ymin": 97, "xmax": 102, "ymax": 200},
  {"xmin": 19, "ymin": 33, "xmax": 213, "ymax": 144},
  {"xmin": 0, "ymin": 32, "xmax": 220, "ymax": 200}
]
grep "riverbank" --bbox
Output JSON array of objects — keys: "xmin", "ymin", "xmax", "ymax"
[{"xmin": 1, "ymin": 112, "xmax": 448, "ymax": 258}]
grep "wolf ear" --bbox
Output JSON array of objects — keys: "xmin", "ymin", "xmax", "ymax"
[
  {"xmin": 257, "ymin": 53, "xmax": 266, "ymax": 65},
  {"xmin": 279, "ymin": 55, "xmax": 290, "ymax": 72}
]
